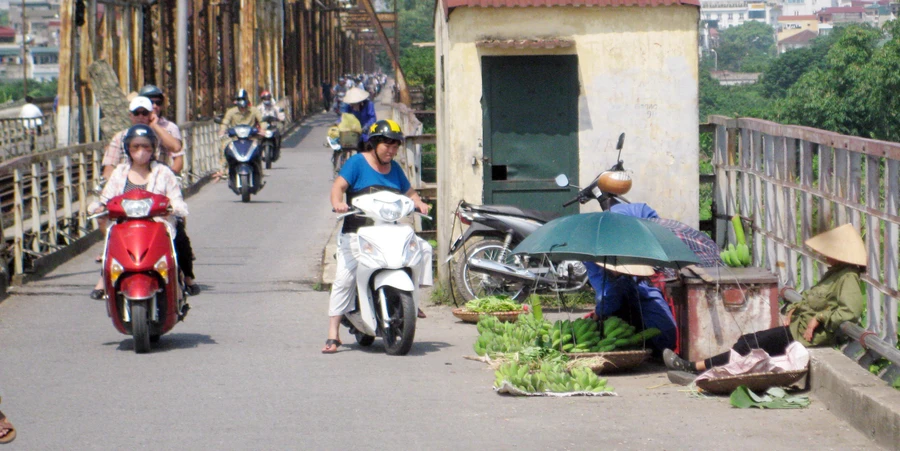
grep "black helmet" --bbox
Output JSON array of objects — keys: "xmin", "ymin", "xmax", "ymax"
[
  {"xmin": 122, "ymin": 124, "xmax": 158, "ymax": 161},
  {"xmin": 235, "ymin": 89, "xmax": 249, "ymax": 107},
  {"xmin": 138, "ymin": 84, "xmax": 164, "ymax": 99},
  {"xmin": 367, "ymin": 119, "xmax": 404, "ymax": 143}
]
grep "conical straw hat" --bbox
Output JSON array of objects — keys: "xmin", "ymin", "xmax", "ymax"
[
  {"xmin": 597, "ymin": 263, "xmax": 655, "ymax": 277},
  {"xmin": 343, "ymin": 87, "xmax": 369, "ymax": 104},
  {"xmin": 805, "ymin": 223, "xmax": 867, "ymax": 266}
]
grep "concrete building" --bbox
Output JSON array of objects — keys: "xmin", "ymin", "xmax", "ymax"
[
  {"xmin": 777, "ymin": 29, "xmax": 818, "ymax": 52},
  {"xmin": 777, "ymin": 14, "xmax": 819, "ymax": 42},
  {"xmin": 700, "ymin": 0, "xmax": 777, "ymax": 28},
  {"xmin": 433, "ymin": 0, "xmax": 701, "ymax": 277}
]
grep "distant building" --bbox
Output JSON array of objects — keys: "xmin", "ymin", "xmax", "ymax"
[
  {"xmin": 700, "ymin": 0, "xmax": 777, "ymax": 29},
  {"xmin": 778, "ymin": 29, "xmax": 819, "ymax": 52},
  {"xmin": 777, "ymin": 15, "xmax": 819, "ymax": 42},
  {"xmin": 709, "ymin": 70, "xmax": 761, "ymax": 85}
]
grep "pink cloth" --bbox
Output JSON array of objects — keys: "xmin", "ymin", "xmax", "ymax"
[{"xmin": 695, "ymin": 342, "xmax": 810, "ymax": 382}]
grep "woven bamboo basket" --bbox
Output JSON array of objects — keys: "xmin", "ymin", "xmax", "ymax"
[
  {"xmin": 452, "ymin": 308, "xmax": 523, "ymax": 324},
  {"xmin": 564, "ymin": 349, "xmax": 651, "ymax": 374},
  {"xmin": 695, "ymin": 369, "xmax": 808, "ymax": 395}
]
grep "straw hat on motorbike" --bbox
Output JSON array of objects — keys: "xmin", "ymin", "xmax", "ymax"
[
  {"xmin": 805, "ymin": 223, "xmax": 867, "ymax": 266},
  {"xmin": 597, "ymin": 263, "xmax": 655, "ymax": 277},
  {"xmin": 343, "ymin": 87, "xmax": 370, "ymax": 104}
]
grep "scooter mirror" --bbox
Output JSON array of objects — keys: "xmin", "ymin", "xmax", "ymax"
[
  {"xmin": 554, "ymin": 174, "xmax": 569, "ymax": 187},
  {"xmin": 616, "ymin": 133, "xmax": 625, "ymax": 150}
]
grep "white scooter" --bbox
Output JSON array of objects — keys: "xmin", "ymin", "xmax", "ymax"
[{"xmin": 337, "ymin": 191, "xmax": 430, "ymax": 356}]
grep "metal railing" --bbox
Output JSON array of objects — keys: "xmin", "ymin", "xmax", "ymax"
[
  {"xmin": 0, "ymin": 120, "xmax": 222, "ymax": 280},
  {"xmin": 710, "ymin": 115, "xmax": 899, "ymax": 347},
  {"xmin": 0, "ymin": 114, "xmax": 58, "ymax": 161}
]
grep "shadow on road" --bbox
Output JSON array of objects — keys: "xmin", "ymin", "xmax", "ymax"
[
  {"xmin": 346, "ymin": 340, "xmax": 452, "ymax": 356},
  {"xmin": 107, "ymin": 333, "xmax": 217, "ymax": 352}
]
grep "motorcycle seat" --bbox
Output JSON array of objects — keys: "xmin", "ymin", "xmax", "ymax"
[{"xmin": 468, "ymin": 204, "xmax": 560, "ymax": 224}]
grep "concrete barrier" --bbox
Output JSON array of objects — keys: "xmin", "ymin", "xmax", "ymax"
[{"xmin": 809, "ymin": 348, "xmax": 900, "ymax": 450}]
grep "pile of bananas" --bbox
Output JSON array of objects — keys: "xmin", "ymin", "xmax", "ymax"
[
  {"xmin": 493, "ymin": 360, "xmax": 613, "ymax": 393},
  {"xmin": 544, "ymin": 317, "xmax": 661, "ymax": 353},
  {"xmin": 721, "ymin": 215, "xmax": 752, "ymax": 267},
  {"xmin": 473, "ymin": 314, "xmax": 552, "ymax": 356}
]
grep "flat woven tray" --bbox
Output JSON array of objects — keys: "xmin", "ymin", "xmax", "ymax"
[
  {"xmin": 695, "ymin": 369, "xmax": 808, "ymax": 395},
  {"xmin": 564, "ymin": 349, "xmax": 652, "ymax": 374},
  {"xmin": 452, "ymin": 308, "xmax": 523, "ymax": 324}
]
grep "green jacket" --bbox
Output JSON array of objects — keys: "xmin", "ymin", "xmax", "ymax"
[{"xmin": 787, "ymin": 265, "xmax": 864, "ymax": 346}]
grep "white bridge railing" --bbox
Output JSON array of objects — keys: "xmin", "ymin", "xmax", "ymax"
[{"xmin": 0, "ymin": 120, "xmax": 221, "ymax": 282}]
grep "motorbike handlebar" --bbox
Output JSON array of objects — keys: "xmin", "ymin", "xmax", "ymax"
[{"xmin": 87, "ymin": 210, "xmax": 109, "ymax": 220}]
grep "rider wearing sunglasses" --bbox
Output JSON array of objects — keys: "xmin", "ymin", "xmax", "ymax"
[{"xmin": 138, "ymin": 84, "xmax": 185, "ymax": 175}]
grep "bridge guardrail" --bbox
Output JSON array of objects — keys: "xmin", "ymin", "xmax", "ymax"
[
  {"xmin": 709, "ymin": 115, "xmax": 900, "ymax": 381},
  {"xmin": 0, "ymin": 120, "xmax": 221, "ymax": 282},
  {"xmin": 0, "ymin": 114, "xmax": 58, "ymax": 161}
]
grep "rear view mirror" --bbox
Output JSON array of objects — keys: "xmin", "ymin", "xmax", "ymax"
[
  {"xmin": 616, "ymin": 133, "xmax": 625, "ymax": 150},
  {"xmin": 555, "ymin": 174, "xmax": 569, "ymax": 187}
]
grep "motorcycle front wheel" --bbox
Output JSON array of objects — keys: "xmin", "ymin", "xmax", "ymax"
[
  {"xmin": 355, "ymin": 331, "xmax": 375, "ymax": 346},
  {"xmin": 453, "ymin": 239, "xmax": 530, "ymax": 303},
  {"xmin": 239, "ymin": 173, "xmax": 251, "ymax": 203},
  {"xmin": 379, "ymin": 286, "xmax": 416, "ymax": 356},
  {"xmin": 131, "ymin": 301, "xmax": 151, "ymax": 354},
  {"xmin": 264, "ymin": 143, "xmax": 273, "ymax": 169}
]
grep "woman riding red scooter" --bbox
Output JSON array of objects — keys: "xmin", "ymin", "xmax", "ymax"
[{"xmin": 89, "ymin": 124, "xmax": 190, "ymax": 353}]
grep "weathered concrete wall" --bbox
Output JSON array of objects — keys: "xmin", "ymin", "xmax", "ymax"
[{"xmin": 435, "ymin": 5, "xmax": 700, "ymax": 281}]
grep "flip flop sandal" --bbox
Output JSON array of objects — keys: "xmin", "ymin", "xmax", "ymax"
[
  {"xmin": 322, "ymin": 338, "xmax": 342, "ymax": 354},
  {"xmin": 0, "ymin": 411, "xmax": 16, "ymax": 444}
]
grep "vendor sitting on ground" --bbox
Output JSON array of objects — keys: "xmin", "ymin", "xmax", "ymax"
[
  {"xmin": 664, "ymin": 223, "xmax": 865, "ymax": 374},
  {"xmin": 586, "ymin": 262, "xmax": 677, "ymax": 355}
]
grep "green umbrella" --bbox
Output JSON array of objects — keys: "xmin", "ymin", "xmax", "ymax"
[{"xmin": 511, "ymin": 212, "xmax": 699, "ymax": 268}]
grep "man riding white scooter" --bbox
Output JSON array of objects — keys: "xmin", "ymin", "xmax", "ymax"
[{"xmin": 324, "ymin": 119, "xmax": 432, "ymax": 354}]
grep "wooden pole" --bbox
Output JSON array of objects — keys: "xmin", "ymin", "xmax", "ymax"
[
  {"xmin": 57, "ymin": 0, "xmax": 75, "ymax": 147},
  {"xmin": 239, "ymin": 0, "xmax": 257, "ymax": 95},
  {"xmin": 358, "ymin": 0, "xmax": 409, "ymax": 105}
]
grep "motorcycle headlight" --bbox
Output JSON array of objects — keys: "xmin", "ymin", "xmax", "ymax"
[
  {"xmin": 154, "ymin": 256, "xmax": 169, "ymax": 283},
  {"xmin": 109, "ymin": 258, "xmax": 124, "ymax": 284},
  {"xmin": 357, "ymin": 235, "xmax": 388, "ymax": 267},
  {"xmin": 377, "ymin": 200, "xmax": 403, "ymax": 222},
  {"xmin": 401, "ymin": 235, "xmax": 421, "ymax": 266},
  {"xmin": 264, "ymin": 130, "xmax": 275, "ymax": 138},
  {"xmin": 234, "ymin": 126, "xmax": 253, "ymax": 139},
  {"xmin": 121, "ymin": 198, "xmax": 153, "ymax": 218}
]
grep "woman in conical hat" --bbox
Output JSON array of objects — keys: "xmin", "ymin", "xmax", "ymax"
[{"xmin": 663, "ymin": 224, "xmax": 866, "ymax": 374}]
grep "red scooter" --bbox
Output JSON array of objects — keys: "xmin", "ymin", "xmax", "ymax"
[{"xmin": 98, "ymin": 189, "xmax": 187, "ymax": 353}]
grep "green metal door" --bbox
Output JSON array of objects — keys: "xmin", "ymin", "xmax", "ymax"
[{"xmin": 481, "ymin": 55, "xmax": 579, "ymax": 215}]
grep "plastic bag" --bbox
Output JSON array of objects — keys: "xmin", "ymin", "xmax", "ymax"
[
  {"xmin": 327, "ymin": 126, "xmax": 340, "ymax": 140},
  {"xmin": 338, "ymin": 113, "xmax": 362, "ymax": 133}
]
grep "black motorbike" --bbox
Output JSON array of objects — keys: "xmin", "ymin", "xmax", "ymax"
[
  {"xmin": 260, "ymin": 115, "xmax": 281, "ymax": 169},
  {"xmin": 451, "ymin": 133, "xmax": 631, "ymax": 302},
  {"xmin": 224, "ymin": 125, "xmax": 265, "ymax": 203}
]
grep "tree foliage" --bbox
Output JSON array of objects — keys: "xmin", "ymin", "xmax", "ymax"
[
  {"xmin": 0, "ymin": 79, "xmax": 57, "ymax": 103},
  {"xmin": 715, "ymin": 21, "xmax": 776, "ymax": 72},
  {"xmin": 772, "ymin": 23, "xmax": 900, "ymax": 141},
  {"xmin": 759, "ymin": 30, "xmax": 840, "ymax": 98}
]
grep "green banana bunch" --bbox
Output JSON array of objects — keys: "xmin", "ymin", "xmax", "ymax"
[
  {"xmin": 474, "ymin": 313, "xmax": 551, "ymax": 356},
  {"xmin": 721, "ymin": 215, "xmax": 752, "ymax": 267}
]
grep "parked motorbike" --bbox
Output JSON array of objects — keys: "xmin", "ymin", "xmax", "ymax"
[
  {"xmin": 260, "ymin": 115, "xmax": 281, "ymax": 169},
  {"xmin": 224, "ymin": 124, "xmax": 265, "ymax": 202},
  {"xmin": 336, "ymin": 190, "xmax": 430, "ymax": 356},
  {"xmin": 451, "ymin": 133, "xmax": 631, "ymax": 302},
  {"xmin": 96, "ymin": 190, "xmax": 187, "ymax": 353}
]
